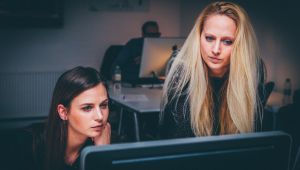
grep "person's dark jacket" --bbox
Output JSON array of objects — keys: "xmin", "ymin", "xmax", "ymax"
[
  {"xmin": 113, "ymin": 37, "xmax": 144, "ymax": 83},
  {"xmin": 159, "ymin": 76, "xmax": 265, "ymax": 139}
]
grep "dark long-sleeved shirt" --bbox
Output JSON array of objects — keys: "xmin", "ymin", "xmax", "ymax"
[
  {"xmin": 159, "ymin": 76, "xmax": 265, "ymax": 139},
  {"xmin": 113, "ymin": 37, "xmax": 144, "ymax": 83}
]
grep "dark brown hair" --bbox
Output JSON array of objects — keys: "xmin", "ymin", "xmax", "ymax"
[{"xmin": 44, "ymin": 66, "xmax": 105, "ymax": 170}]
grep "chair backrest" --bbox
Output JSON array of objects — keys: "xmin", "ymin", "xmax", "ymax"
[
  {"xmin": 100, "ymin": 45, "xmax": 123, "ymax": 81},
  {"xmin": 294, "ymin": 146, "xmax": 300, "ymax": 170},
  {"xmin": 276, "ymin": 104, "xmax": 300, "ymax": 168},
  {"xmin": 263, "ymin": 81, "xmax": 275, "ymax": 106}
]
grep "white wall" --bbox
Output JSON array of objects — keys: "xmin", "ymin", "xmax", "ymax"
[
  {"xmin": 2, "ymin": 0, "xmax": 298, "ymax": 90},
  {"xmin": 0, "ymin": 0, "xmax": 181, "ymax": 121},
  {"xmin": 0, "ymin": 0, "xmax": 299, "ymax": 120},
  {"xmin": 0, "ymin": 0, "xmax": 181, "ymax": 72}
]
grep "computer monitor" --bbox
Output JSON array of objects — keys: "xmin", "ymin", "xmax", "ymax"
[
  {"xmin": 139, "ymin": 37, "xmax": 185, "ymax": 78},
  {"xmin": 80, "ymin": 131, "xmax": 291, "ymax": 170}
]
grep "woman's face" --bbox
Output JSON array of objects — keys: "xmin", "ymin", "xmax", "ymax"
[
  {"xmin": 200, "ymin": 14, "xmax": 236, "ymax": 77},
  {"xmin": 66, "ymin": 83, "xmax": 109, "ymax": 140}
]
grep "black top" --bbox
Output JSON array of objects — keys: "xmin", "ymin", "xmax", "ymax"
[
  {"xmin": 159, "ymin": 76, "xmax": 264, "ymax": 139},
  {"xmin": 113, "ymin": 37, "xmax": 144, "ymax": 83},
  {"xmin": 12, "ymin": 123, "xmax": 92, "ymax": 170}
]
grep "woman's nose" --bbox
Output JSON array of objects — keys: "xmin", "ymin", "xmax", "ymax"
[
  {"xmin": 212, "ymin": 41, "xmax": 221, "ymax": 55},
  {"xmin": 95, "ymin": 108, "xmax": 103, "ymax": 120}
]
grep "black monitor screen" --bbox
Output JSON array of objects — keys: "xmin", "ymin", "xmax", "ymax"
[{"xmin": 80, "ymin": 131, "xmax": 291, "ymax": 170}]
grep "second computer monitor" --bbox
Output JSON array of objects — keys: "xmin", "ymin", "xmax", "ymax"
[
  {"xmin": 139, "ymin": 37, "xmax": 185, "ymax": 78},
  {"xmin": 80, "ymin": 131, "xmax": 291, "ymax": 170}
]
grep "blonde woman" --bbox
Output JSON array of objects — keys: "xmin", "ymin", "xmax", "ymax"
[{"xmin": 159, "ymin": 1, "xmax": 265, "ymax": 139}]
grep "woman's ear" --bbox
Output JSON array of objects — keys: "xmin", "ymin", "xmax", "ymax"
[{"xmin": 57, "ymin": 104, "xmax": 68, "ymax": 120}]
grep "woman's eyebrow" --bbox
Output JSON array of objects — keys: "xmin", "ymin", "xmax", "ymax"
[
  {"xmin": 221, "ymin": 36, "xmax": 235, "ymax": 40},
  {"xmin": 100, "ymin": 98, "xmax": 109, "ymax": 104},
  {"xmin": 79, "ymin": 103, "xmax": 94, "ymax": 107},
  {"xmin": 204, "ymin": 32, "xmax": 215, "ymax": 36}
]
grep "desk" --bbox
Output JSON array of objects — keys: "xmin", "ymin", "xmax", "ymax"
[{"xmin": 109, "ymin": 87, "xmax": 162, "ymax": 141}]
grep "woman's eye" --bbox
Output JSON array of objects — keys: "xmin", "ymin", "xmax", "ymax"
[
  {"xmin": 205, "ymin": 36, "xmax": 214, "ymax": 42},
  {"xmin": 100, "ymin": 103, "xmax": 108, "ymax": 110},
  {"xmin": 222, "ymin": 39, "xmax": 233, "ymax": 45},
  {"xmin": 82, "ymin": 105, "xmax": 93, "ymax": 112}
]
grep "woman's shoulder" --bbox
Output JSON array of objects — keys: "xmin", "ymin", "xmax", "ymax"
[
  {"xmin": 10, "ymin": 122, "xmax": 46, "ymax": 170},
  {"xmin": 32, "ymin": 123, "xmax": 47, "ymax": 170},
  {"xmin": 23, "ymin": 122, "xmax": 46, "ymax": 150}
]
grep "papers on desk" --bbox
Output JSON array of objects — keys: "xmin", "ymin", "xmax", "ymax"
[
  {"xmin": 138, "ymin": 84, "xmax": 163, "ymax": 88},
  {"xmin": 121, "ymin": 94, "xmax": 149, "ymax": 102}
]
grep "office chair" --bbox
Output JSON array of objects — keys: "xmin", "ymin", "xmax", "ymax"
[
  {"xmin": 276, "ymin": 90, "xmax": 300, "ymax": 169},
  {"xmin": 294, "ymin": 146, "xmax": 300, "ymax": 170},
  {"xmin": 260, "ymin": 81, "xmax": 275, "ymax": 131},
  {"xmin": 262, "ymin": 81, "xmax": 275, "ymax": 107}
]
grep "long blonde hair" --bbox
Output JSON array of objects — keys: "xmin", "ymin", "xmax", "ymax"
[{"xmin": 161, "ymin": 2, "xmax": 263, "ymax": 136}]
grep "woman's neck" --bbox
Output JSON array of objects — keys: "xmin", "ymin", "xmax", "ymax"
[
  {"xmin": 65, "ymin": 129, "xmax": 88, "ymax": 165},
  {"xmin": 209, "ymin": 68, "xmax": 229, "ymax": 78},
  {"xmin": 209, "ymin": 68, "xmax": 229, "ymax": 79}
]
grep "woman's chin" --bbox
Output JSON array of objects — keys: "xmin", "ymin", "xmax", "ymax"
[{"xmin": 89, "ymin": 131, "xmax": 102, "ymax": 138}]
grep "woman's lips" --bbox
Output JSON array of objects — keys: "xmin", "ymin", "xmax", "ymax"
[
  {"xmin": 91, "ymin": 124, "xmax": 103, "ymax": 131},
  {"xmin": 209, "ymin": 56, "xmax": 221, "ymax": 63}
]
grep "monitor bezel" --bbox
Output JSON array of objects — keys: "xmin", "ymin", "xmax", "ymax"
[{"xmin": 80, "ymin": 131, "xmax": 291, "ymax": 170}]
